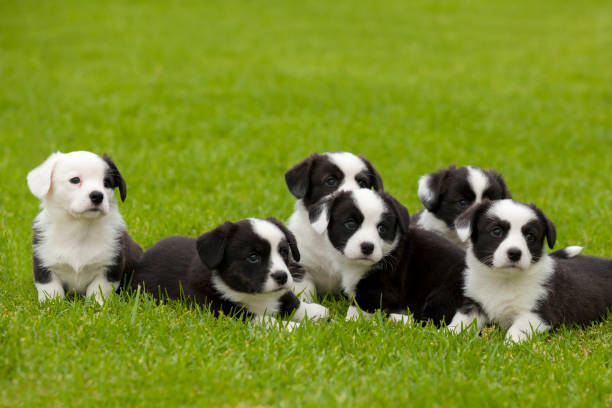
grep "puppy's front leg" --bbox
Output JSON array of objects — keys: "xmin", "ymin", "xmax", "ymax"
[
  {"xmin": 448, "ymin": 303, "xmax": 488, "ymax": 334},
  {"xmin": 86, "ymin": 275, "xmax": 117, "ymax": 305},
  {"xmin": 253, "ymin": 315, "xmax": 298, "ymax": 331},
  {"xmin": 345, "ymin": 304, "xmax": 374, "ymax": 321},
  {"xmin": 35, "ymin": 274, "xmax": 65, "ymax": 303},
  {"xmin": 505, "ymin": 313, "xmax": 549, "ymax": 343},
  {"xmin": 279, "ymin": 291, "xmax": 329, "ymax": 322}
]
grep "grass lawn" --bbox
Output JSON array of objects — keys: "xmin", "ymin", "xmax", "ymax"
[{"xmin": 1, "ymin": 0, "xmax": 611, "ymax": 406}]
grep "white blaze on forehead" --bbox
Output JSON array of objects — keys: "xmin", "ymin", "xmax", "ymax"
[
  {"xmin": 467, "ymin": 166, "xmax": 489, "ymax": 203},
  {"xmin": 487, "ymin": 200, "xmax": 537, "ymax": 226},
  {"xmin": 341, "ymin": 189, "xmax": 387, "ymax": 263},
  {"xmin": 249, "ymin": 218, "xmax": 286, "ymax": 249},
  {"xmin": 352, "ymin": 189, "xmax": 386, "ymax": 222},
  {"xmin": 325, "ymin": 152, "xmax": 367, "ymax": 191}
]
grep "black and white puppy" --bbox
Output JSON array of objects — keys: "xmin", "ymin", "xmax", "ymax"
[
  {"xmin": 132, "ymin": 218, "xmax": 329, "ymax": 328},
  {"xmin": 449, "ymin": 199, "xmax": 612, "ymax": 342},
  {"xmin": 308, "ymin": 189, "xmax": 466, "ymax": 324},
  {"xmin": 28, "ymin": 151, "xmax": 143, "ymax": 304},
  {"xmin": 285, "ymin": 152, "xmax": 383, "ymax": 300},
  {"xmin": 412, "ymin": 165, "xmax": 511, "ymax": 246}
]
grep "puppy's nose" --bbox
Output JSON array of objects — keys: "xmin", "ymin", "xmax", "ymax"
[
  {"xmin": 89, "ymin": 191, "xmax": 104, "ymax": 205},
  {"xmin": 507, "ymin": 248, "xmax": 522, "ymax": 262},
  {"xmin": 270, "ymin": 271, "xmax": 288, "ymax": 285},
  {"xmin": 361, "ymin": 242, "xmax": 374, "ymax": 256}
]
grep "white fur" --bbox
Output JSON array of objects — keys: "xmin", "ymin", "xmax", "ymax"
[
  {"xmin": 562, "ymin": 246, "xmax": 583, "ymax": 258},
  {"xmin": 416, "ymin": 210, "xmax": 463, "ymax": 245},
  {"xmin": 388, "ymin": 313, "xmax": 414, "ymax": 325},
  {"xmin": 249, "ymin": 218, "xmax": 294, "ymax": 292},
  {"xmin": 212, "ymin": 274, "xmax": 284, "ymax": 316},
  {"xmin": 466, "ymin": 166, "xmax": 489, "ymax": 203},
  {"xmin": 29, "ymin": 151, "xmax": 125, "ymax": 305},
  {"xmin": 293, "ymin": 301, "xmax": 330, "ymax": 321},
  {"xmin": 417, "ymin": 174, "xmax": 434, "ymax": 206},
  {"xmin": 345, "ymin": 305, "xmax": 373, "ymax": 321},
  {"xmin": 326, "ymin": 152, "xmax": 368, "ymax": 192},
  {"xmin": 487, "ymin": 200, "xmax": 537, "ymax": 269},
  {"xmin": 448, "ymin": 308, "xmax": 487, "ymax": 334}
]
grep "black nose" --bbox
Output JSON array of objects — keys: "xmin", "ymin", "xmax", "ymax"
[
  {"xmin": 270, "ymin": 271, "xmax": 288, "ymax": 285},
  {"xmin": 507, "ymin": 248, "xmax": 522, "ymax": 262},
  {"xmin": 361, "ymin": 242, "xmax": 374, "ymax": 255},
  {"xmin": 89, "ymin": 191, "xmax": 104, "ymax": 205}
]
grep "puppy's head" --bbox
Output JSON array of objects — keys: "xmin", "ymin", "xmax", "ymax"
[
  {"xmin": 308, "ymin": 189, "xmax": 410, "ymax": 265},
  {"xmin": 455, "ymin": 199, "xmax": 556, "ymax": 272},
  {"xmin": 285, "ymin": 152, "xmax": 383, "ymax": 207},
  {"xmin": 197, "ymin": 218, "xmax": 299, "ymax": 294},
  {"xmin": 418, "ymin": 165, "xmax": 511, "ymax": 228},
  {"xmin": 27, "ymin": 151, "xmax": 127, "ymax": 219}
]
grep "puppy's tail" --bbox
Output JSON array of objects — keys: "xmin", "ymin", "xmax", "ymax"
[{"xmin": 550, "ymin": 246, "xmax": 583, "ymax": 259}]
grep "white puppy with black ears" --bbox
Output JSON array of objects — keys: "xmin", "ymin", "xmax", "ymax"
[
  {"xmin": 28, "ymin": 151, "xmax": 143, "ymax": 304},
  {"xmin": 449, "ymin": 199, "xmax": 611, "ymax": 343}
]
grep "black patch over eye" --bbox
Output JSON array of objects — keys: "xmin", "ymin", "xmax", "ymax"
[
  {"xmin": 457, "ymin": 199, "xmax": 470, "ymax": 209},
  {"xmin": 326, "ymin": 177, "xmax": 337, "ymax": 186},
  {"xmin": 357, "ymin": 179, "xmax": 369, "ymax": 188},
  {"xmin": 279, "ymin": 246, "xmax": 289, "ymax": 258},
  {"xmin": 344, "ymin": 219, "xmax": 358, "ymax": 231},
  {"xmin": 377, "ymin": 223, "xmax": 387, "ymax": 234},
  {"xmin": 525, "ymin": 232, "xmax": 535, "ymax": 242},
  {"xmin": 103, "ymin": 177, "xmax": 113, "ymax": 189},
  {"xmin": 246, "ymin": 253, "xmax": 260, "ymax": 263},
  {"xmin": 69, "ymin": 177, "xmax": 80, "ymax": 184},
  {"xmin": 490, "ymin": 227, "xmax": 503, "ymax": 238}
]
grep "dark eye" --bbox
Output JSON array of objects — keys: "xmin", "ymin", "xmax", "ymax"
[
  {"xmin": 357, "ymin": 179, "xmax": 369, "ymax": 188},
  {"xmin": 279, "ymin": 247, "xmax": 289, "ymax": 258},
  {"xmin": 104, "ymin": 177, "xmax": 113, "ymax": 188},
  {"xmin": 457, "ymin": 199, "xmax": 470, "ymax": 209},
  {"xmin": 525, "ymin": 232, "xmax": 535, "ymax": 242},
  {"xmin": 344, "ymin": 219, "xmax": 358, "ymax": 231},
  {"xmin": 69, "ymin": 177, "xmax": 80, "ymax": 184},
  {"xmin": 377, "ymin": 224, "xmax": 387, "ymax": 234},
  {"xmin": 491, "ymin": 227, "xmax": 503, "ymax": 238},
  {"xmin": 247, "ymin": 253, "xmax": 260, "ymax": 263},
  {"xmin": 325, "ymin": 177, "xmax": 337, "ymax": 186}
]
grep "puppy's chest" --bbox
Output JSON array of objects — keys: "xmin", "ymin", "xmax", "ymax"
[{"xmin": 465, "ymin": 271, "xmax": 549, "ymax": 329}]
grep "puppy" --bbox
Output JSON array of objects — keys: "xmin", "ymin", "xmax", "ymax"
[
  {"xmin": 449, "ymin": 199, "xmax": 612, "ymax": 342},
  {"xmin": 28, "ymin": 151, "xmax": 143, "ymax": 304},
  {"xmin": 132, "ymin": 218, "xmax": 329, "ymax": 327},
  {"xmin": 285, "ymin": 152, "xmax": 383, "ymax": 300},
  {"xmin": 412, "ymin": 164, "xmax": 511, "ymax": 246},
  {"xmin": 307, "ymin": 189, "xmax": 466, "ymax": 324}
]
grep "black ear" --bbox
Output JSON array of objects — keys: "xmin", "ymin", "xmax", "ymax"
[
  {"xmin": 488, "ymin": 169, "xmax": 512, "ymax": 199},
  {"xmin": 530, "ymin": 204, "xmax": 556, "ymax": 249},
  {"xmin": 358, "ymin": 155, "xmax": 384, "ymax": 191},
  {"xmin": 196, "ymin": 222, "xmax": 236, "ymax": 269},
  {"xmin": 455, "ymin": 200, "xmax": 493, "ymax": 243},
  {"xmin": 102, "ymin": 154, "xmax": 127, "ymax": 202},
  {"xmin": 382, "ymin": 192, "xmax": 410, "ymax": 235},
  {"xmin": 266, "ymin": 217, "xmax": 300, "ymax": 262},
  {"xmin": 417, "ymin": 164, "xmax": 455, "ymax": 212},
  {"xmin": 285, "ymin": 153, "xmax": 321, "ymax": 199}
]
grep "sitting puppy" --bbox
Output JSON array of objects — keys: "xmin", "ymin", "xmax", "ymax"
[
  {"xmin": 28, "ymin": 151, "xmax": 143, "ymax": 304},
  {"xmin": 285, "ymin": 152, "xmax": 383, "ymax": 300},
  {"xmin": 307, "ymin": 189, "xmax": 466, "ymax": 324},
  {"xmin": 132, "ymin": 218, "xmax": 329, "ymax": 327},
  {"xmin": 412, "ymin": 164, "xmax": 511, "ymax": 246},
  {"xmin": 449, "ymin": 199, "xmax": 612, "ymax": 342}
]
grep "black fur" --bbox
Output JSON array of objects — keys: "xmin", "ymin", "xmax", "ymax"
[{"xmin": 102, "ymin": 154, "xmax": 127, "ymax": 202}]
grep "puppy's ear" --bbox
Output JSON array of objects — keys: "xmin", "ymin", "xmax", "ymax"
[
  {"xmin": 530, "ymin": 204, "xmax": 556, "ymax": 249},
  {"xmin": 358, "ymin": 155, "xmax": 384, "ymax": 191},
  {"xmin": 285, "ymin": 153, "xmax": 320, "ymax": 199},
  {"xmin": 308, "ymin": 196, "xmax": 333, "ymax": 235},
  {"xmin": 196, "ymin": 222, "xmax": 236, "ymax": 269},
  {"xmin": 382, "ymin": 193, "xmax": 410, "ymax": 235},
  {"xmin": 488, "ymin": 169, "xmax": 512, "ymax": 199},
  {"xmin": 417, "ymin": 164, "xmax": 454, "ymax": 212},
  {"xmin": 27, "ymin": 152, "xmax": 63, "ymax": 199},
  {"xmin": 102, "ymin": 154, "xmax": 127, "ymax": 202},
  {"xmin": 266, "ymin": 217, "xmax": 300, "ymax": 262},
  {"xmin": 455, "ymin": 201, "xmax": 492, "ymax": 243}
]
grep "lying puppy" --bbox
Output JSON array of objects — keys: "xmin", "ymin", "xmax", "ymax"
[
  {"xmin": 28, "ymin": 151, "xmax": 143, "ymax": 304},
  {"xmin": 449, "ymin": 199, "xmax": 612, "ymax": 342},
  {"xmin": 132, "ymin": 218, "xmax": 329, "ymax": 327},
  {"xmin": 285, "ymin": 152, "xmax": 383, "ymax": 300},
  {"xmin": 307, "ymin": 189, "xmax": 466, "ymax": 324},
  {"xmin": 412, "ymin": 164, "xmax": 511, "ymax": 246}
]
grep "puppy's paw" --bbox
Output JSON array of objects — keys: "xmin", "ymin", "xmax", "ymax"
[
  {"xmin": 345, "ymin": 305, "xmax": 373, "ymax": 321},
  {"xmin": 505, "ymin": 327, "xmax": 530, "ymax": 344},
  {"xmin": 301, "ymin": 302, "xmax": 329, "ymax": 321},
  {"xmin": 36, "ymin": 281, "xmax": 65, "ymax": 303},
  {"xmin": 389, "ymin": 313, "xmax": 413, "ymax": 326}
]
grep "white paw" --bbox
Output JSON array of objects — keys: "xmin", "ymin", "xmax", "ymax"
[
  {"xmin": 505, "ymin": 327, "xmax": 530, "ymax": 343},
  {"xmin": 301, "ymin": 303, "xmax": 329, "ymax": 321},
  {"xmin": 36, "ymin": 281, "xmax": 65, "ymax": 303},
  {"xmin": 389, "ymin": 313, "xmax": 413, "ymax": 326},
  {"xmin": 284, "ymin": 321, "xmax": 299, "ymax": 331},
  {"xmin": 345, "ymin": 305, "xmax": 373, "ymax": 321},
  {"xmin": 86, "ymin": 280, "xmax": 117, "ymax": 305}
]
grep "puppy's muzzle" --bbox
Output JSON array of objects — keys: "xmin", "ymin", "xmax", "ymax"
[
  {"xmin": 89, "ymin": 191, "xmax": 104, "ymax": 205},
  {"xmin": 270, "ymin": 271, "xmax": 288, "ymax": 286}
]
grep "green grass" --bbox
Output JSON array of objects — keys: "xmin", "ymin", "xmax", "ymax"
[{"xmin": 1, "ymin": 0, "xmax": 611, "ymax": 406}]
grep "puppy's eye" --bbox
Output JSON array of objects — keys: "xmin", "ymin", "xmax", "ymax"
[
  {"xmin": 279, "ymin": 247, "xmax": 289, "ymax": 258},
  {"xmin": 357, "ymin": 179, "xmax": 369, "ymax": 188},
  {"xmin": 103, "ymin": 177, "xmax": 113, "ymax": 189},
  {"xmin": 325, "ymin": 177, "xmax": 337, "ymax": 186},
  {"xmin": 344, "ymin": 219, "xmax": 358, "ymax": 231},
  {"xmin": 377, "ymin": 224, "xmax": 387, "ymax": 234},
  {"xmin": 491, "ymin": 227, "xmax": 503, "ymax": 238},
  {"xmin": 525, "ymin": 232, "xmax": 535, "ymax": 242},
  {"xmin": 246, "ymin": 253, "xmax": 260, "ymax": 263},
  {"xmin": 69, "ymin": 177, "xmax": 80, "ymax": 184},
  {"xmin": 457, "ymin": 199, "xmax": 470, "ymax": 209}
]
